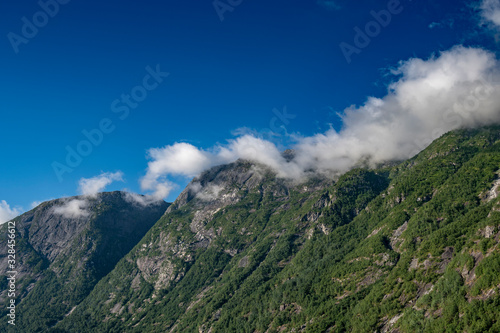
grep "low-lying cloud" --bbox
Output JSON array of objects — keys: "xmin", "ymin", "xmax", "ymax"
[
  {"xmin": 0, "ymin": 200, "xmax": 21, "ymax": 224},
  {"xmin": 123, "ymin": 191, "xmax": 165, "ymax": 207},
  {"xmin": 78, "ymin": 171, "xmax": 124, "ymax": 196},
  {"xmin": 53, "ymin": 171, "xmax": 126, "ymax": 219},
  {"xmin": 53, "ymin": 199, "xmax": 90, "ymax": 219},
  {"xmin": 141, "ymin": 46, "xmax": 500, "ymax": 199},
  {"xmin": 195, "ymin": 183, "xmax": 225, "ymax": 201}
]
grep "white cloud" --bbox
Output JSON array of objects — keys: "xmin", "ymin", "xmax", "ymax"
[
  {"xmin": 140, "ymin": 46, "xmax": 500, "ymax": 198},
  {"xmin": 479, "ymin": 0, "xmax": 500, "ymax": 27},
  {"xmin": 123, "ymin": 191, "xmax": 165, "ymax": 206},
  {"xmin": 144, "ymin": 143, "xmax": 213, "ymax": 178},
  {"xmin": 51, "ymin": 171, "xmax": 125, "ymax": 219},
  {"xmin": 140, "ymin": 143, "xmax": 212, "ymax": 199},
  {"xmin": 31, "ymin": 201, "xmax": 43, "ymax": 209},
  {"xmin": 52, "ymin": 199, "xmax": 90, "ymax": 219},
  {"xmin": 140, "ymin": 135, "xmax": 305, "ymax": 198},
  {"xmin": 294, "ymin": 46, "xmax": 500, "ymax": 173},
  {"xmin": 78, "ymin": 171, "xmax": 124, "ymax": 196},
  {"xmin": 0, "ymin": 200, "xmax": 21, "ymax": 224},
  {"xmin": 195, "ymin": 184, "xmax": 224, "ymax": 201},
  {"xmin": 140, "ymin": 177, "xmax": 177, "ymax": 201}
]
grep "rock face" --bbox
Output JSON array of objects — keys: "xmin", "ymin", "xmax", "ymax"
[
  {"xmin": 0, "ymin": 191, "xmax": 169, "ymax": 332},
  {"xmin": 166, "ymin": 161, "xmax": 270, "ymax": 213}
]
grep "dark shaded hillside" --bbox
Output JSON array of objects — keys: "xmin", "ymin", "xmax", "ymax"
[{"xmin": 0, "ymin": 191, "xmax": 169, "ymax": 332}]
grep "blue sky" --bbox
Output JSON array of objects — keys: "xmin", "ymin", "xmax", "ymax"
[{"xmin": 1, "ymin": 0, "xmax": 499, "ymax": 219}]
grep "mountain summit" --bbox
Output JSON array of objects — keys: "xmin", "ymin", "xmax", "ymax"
[{"xmin": 0, "ymin": 191, "xmax": 168, "ymax": 331}]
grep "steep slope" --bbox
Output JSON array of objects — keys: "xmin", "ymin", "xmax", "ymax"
[
  {"xmin": 0, "ymin": 191, "xmax": 169, "ymax": 332},
  {"xmin": 31, "ymin": 126, "xmax": 500, "ymax": 332}
]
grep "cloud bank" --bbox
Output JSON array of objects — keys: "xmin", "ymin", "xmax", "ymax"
[
  {"xmin": 0, "ymin": 200, "xmax": 21, "ymax": 224},
  {"xmin": 141, "ymin": 46, "xmax": 500, "ymax": 199},
  {"xmin": 140, "ymin": 135, "xmax": 303, "ymax": 198}
]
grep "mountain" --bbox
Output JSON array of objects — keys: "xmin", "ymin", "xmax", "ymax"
[
  {"xmin": 0, "ymin": 191, "xmax": 169, "ymax": 332},
  {"xmin": 2, "ymin": 126, "xmax": 500, "ymax": 332},
  {"xmin": 36, "ymin": 125, "xmax": 498, "ymax": 332}
]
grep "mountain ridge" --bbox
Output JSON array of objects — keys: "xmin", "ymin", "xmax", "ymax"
[
  {"xmin": 0, "ymin": 191, "xmax": 169, "ymax": 332},
  {"xmin": 3, "ymin": 126, "xmax": 500, "ymax": 332}
]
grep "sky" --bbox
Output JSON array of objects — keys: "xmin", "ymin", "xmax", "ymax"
[{"xmin": 1, "ymin": 0, "xmax": 500, "ymax": 222}]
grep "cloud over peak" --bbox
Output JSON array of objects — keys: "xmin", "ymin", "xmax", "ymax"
[
  {"xmin": 78, "ymin": 171, "xmax": 124, "ymax": 196},
  {"xmin": 53, "ymin": 199, "xmax": 90, "ymax": 219},
  {"xmin": 52, "ymin": 171, "xmax": 126, "ymax": 219},
  {"xmin": 0, "ymin": 200, "xmax": 21, "ymax": 224},
  {"xmin": 140, "ymin": 46, "xmax": 500, "ymax": 199}
]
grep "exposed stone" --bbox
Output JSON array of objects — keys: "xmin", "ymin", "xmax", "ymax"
[
  {"xmin": 136, "ymin": 256, "xmax": 177, "ymax": 290},
  {"xmin": 467, "ymin": 287, "xmax": 497, "ymax": 302},
  {"xmin": 367, "ymin": 227, "xmax": 383, "ymax": 239},
  {"xmin": 238, "ymin": 256, "xmax": 250, "ymax": 268},
  {"xmin": 375, "ymin": 253, "xmax": 396, "ymax": 266},
  {"xmin": 131, "ymin": 273, "xmax": 142, "ymax": 290},
  {"xmin": 224, "ymin": 248, "xmax": 238, "ymax": 257},
  {"xmin": 461, "ymin": 250, "xmax": 484, "ymax": 286},
  {"xmin": 319, "ymin": 223, "xmax": 330, "ymax": 235},
  {"xmin": 110, "ymin": 303, "xmax": 124, "ymax": 315},
  {"xmin": 381, "ymin": 313, "xmax": 403, "ymax": 333},
  {"xmin": 391, "ymin": 221, "xmax": 408, "ymax": 252},
  {"xmin": 415, "ymin": 281, "xmax": 434, "ymax": 299},
  {"xmin": 480, "ymin": 226, "xmax": 497, "ymax": 238},
  {"xmin": 187, "ymin": 286, "xmax": 213, "ymax": 311},
  {"xmin": 409, "ymin": 258, "xmax": 419, "ymax": 271},
  {"xmin": 356, "ymin": 268, "xmax": 383, "ymax": 291},
  {"xmin": 437, "ymin": 247, "xmax": 454, "ymax": 273},
  {"xmin": 306, "ymin": 228, "xmax": 314, "ymax": 240},
  {"xmin": 481, "ymin": 177, "xmax": 500, "ymax": 203}
]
